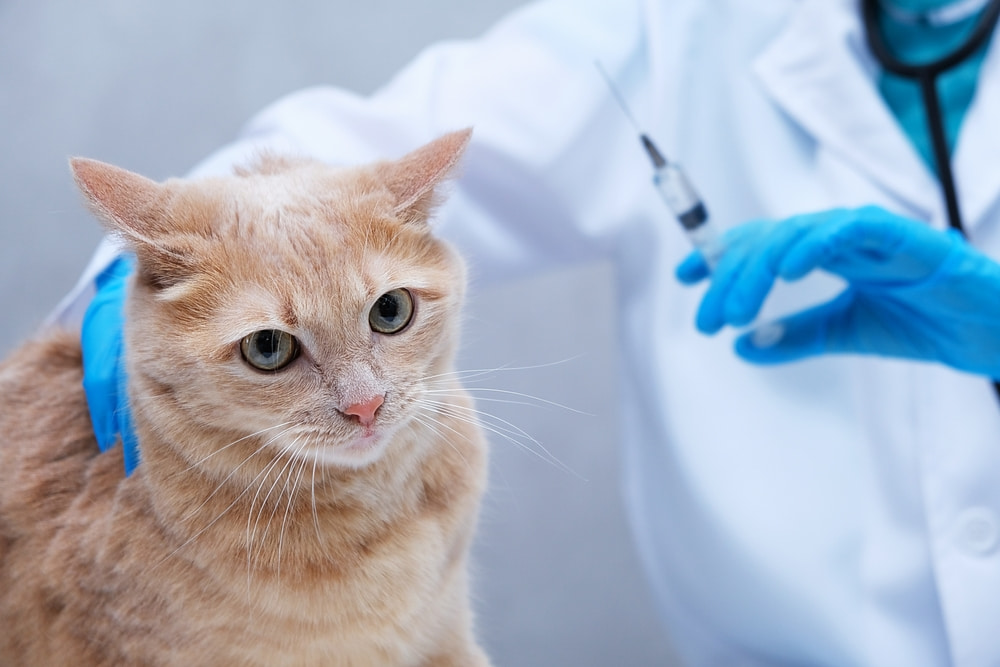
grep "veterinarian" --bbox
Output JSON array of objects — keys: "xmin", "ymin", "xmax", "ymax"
[{"xmin": 61, "ymin": 0, "xmax": 1000, "ymax": 663}]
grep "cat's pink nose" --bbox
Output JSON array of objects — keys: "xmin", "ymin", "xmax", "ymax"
[{"xmin": 343, "ymin": 395, "xmax": 384, "ymax": 426}]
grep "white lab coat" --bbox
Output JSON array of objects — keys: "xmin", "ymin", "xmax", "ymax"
[{"xmin": 58, "ymin": 0, "xmax": 1000, "ymax": 664}]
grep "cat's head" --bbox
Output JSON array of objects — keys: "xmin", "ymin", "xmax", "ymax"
[{"xmin": 71, "ymin": 130, "xmax": 471, "ymax": 474}]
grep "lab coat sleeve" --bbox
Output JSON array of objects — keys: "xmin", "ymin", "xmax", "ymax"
[
  {"xmin": 194, "ymin": 0, "xmax": 652, "ymax": 284},
  {"xmin": 52, "ymin": 0, "xmax": 652, "ymax": 327}
]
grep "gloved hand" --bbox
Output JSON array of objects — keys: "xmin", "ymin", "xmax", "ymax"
[
  {"xmin": 675, "ymin": 206, "xmax": 1000, "ymax": 379},
  {"xmin": 81, "ymin": 254, "xmax": 140, "ymax": 475}
]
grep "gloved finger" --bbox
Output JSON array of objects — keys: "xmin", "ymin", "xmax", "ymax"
[
  {"xmin": 734, "ymin": 291, "xmax": 854, "ymax": 364},
  {"xmin": 692, "ymin": 221, "xmax": 779, "ymax": 334},
  {"xmin": 676, "ymin": 250, "xmax": 710, "ymax": 285},
  {"xmin": 772, "ymin": 209, "xmax": 864, "ymax": 281},
  {"xmin": 116, "ymin": 346, "xmax": 140, "ymax": 475},
  {"xmin": 778, "ymin": 207, "xmax": 950, "ymax": 284},
  {"xmin": 721, "ymin": 216, "xmax": 817, "ymax": 327},
  {"xmin": 81, "ymin": 297, "xmax": 123, "ymax": 452},
  {"xmin": 675, "ymin": 221, "xmax": 759, "ymax": 285},
  {"xmin": 694, "ymin": 245, "xmax": 751, "ymax": 334},
  {"xmin": 81, "ymin": 255, "xmax": 133, "ymax": 453},
  {"xmin": 857, "ymin": 218, "xmax": 955, "ymax": 284}
]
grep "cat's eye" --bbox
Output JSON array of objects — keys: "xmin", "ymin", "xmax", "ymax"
[
  {"xmin": 240, "ymin": 330, "xmax": 299, "ymax": 371},
  {"xmin": 369, "ymin": 289, "xmax": 414, "ymax": 334}
]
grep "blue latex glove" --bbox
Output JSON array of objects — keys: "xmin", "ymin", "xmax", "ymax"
[
  {"xmin": 81, "ymin": 255, "xmax": 140, "ymax": 475},
  {"xmin": 675, "ymin": 206, "xmax": 1000, "ymax": 379}
]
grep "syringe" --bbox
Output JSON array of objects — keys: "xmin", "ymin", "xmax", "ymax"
[{"xmin": 595, "ymin": 63, "xmax": 725, "ymax": 269}]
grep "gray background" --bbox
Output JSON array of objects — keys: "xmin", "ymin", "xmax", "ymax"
[{"xmin": 0, "ymin": 1, "xmax": 676, "ymax": 664}]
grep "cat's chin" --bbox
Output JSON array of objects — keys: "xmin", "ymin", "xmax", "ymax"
[{"xmin": 301, "ymin": 432, "xmax": 388, "ymax": 469}]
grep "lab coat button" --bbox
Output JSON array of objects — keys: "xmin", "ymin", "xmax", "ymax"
[{"xmin": 957, "ymin": 508, "xmax": 1000, "ymax": 556}]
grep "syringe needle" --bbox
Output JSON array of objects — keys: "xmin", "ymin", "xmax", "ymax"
[
  {"xmin": 640, "ymin": 135, "xmax": 667, "ymax": 169},
  {"xmin": 594, "ymin": 60, "xmax": 670, "ymax": 169},
  {"xmin": 593, "ymin": 61, "xmax": 642, "ymax": 133}
]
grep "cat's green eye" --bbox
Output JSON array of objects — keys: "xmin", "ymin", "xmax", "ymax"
[
  {"xmin": 240, "ymin": 330, "xmax": 299, "ymax": 371},
  {"xmin": 369, "ymin": 289, "xmax": 414, "ymax": 334}
]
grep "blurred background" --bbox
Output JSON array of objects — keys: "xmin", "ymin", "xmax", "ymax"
[{"xmin": 0, "ymin": 1, "xmax": 676, "ymax": 663}]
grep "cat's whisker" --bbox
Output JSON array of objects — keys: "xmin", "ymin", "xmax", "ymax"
[
  {"xmin": 411, "ymin": 413, "xmax": 473, "ymax": 471},
  {"xmin": 244, "ymin": 453, "xmax": 290, "ymax": 572},
  {"xmin": 418, "ymin": 397, "xmax": 544, "ymax": 446},
  {"xmin": 152, "ymin": 432, "xmax": 294, "ymax": 566},
  {"xmin": 411, "ymin": 412, "xmax": 451, "ymax": 440},
  {"xmin": 422, "ymin": 366, "xmax": 593, "ymax": 429},
  {"xmin": 415, "ymin": 398, "xmax": 584, "ymax": 480},
  {"xmin": 245, "ymin": 437, "xmax": 303, "ymax": 591},
  {"xmin": 182, "ymin": 421, "xmax": 296, "ymax": 473},
  {"xmin": 424, "ymin": 394, "xmax": 538, "ymax": 408},
  {"xmin": 268, "ymin": 456, "xmax": 298, "ymax": 579},
  {"xmin": 310, "ymin": 448, "xmax": 322, "ymax": 547},
  {"xmin": 179, "ymin": 425, "xmax": 297, "ymax": 523},
  {"xmin": 420, "ymin": 356, "xmax": 584, "ymax": 384},
  {"xmin": 247, "ymin": 437, "xmax": 304, "ymax": 575},
  {"xmin": 264, "ymin": 450, "xmax": 303, "ymax": 555},
  {"xmin": 425, "ymin": 387, "xmax": 590, "ymax": 415},
  {"xmin": 416, "ymin": 399, "xmax": 543, "ymax": 465},
  {"xmin": 145, "ymin": 439, "xmax": 278, "ymax": 573},
  {"xmin": 278, "ymin": 441, "xmax": 309, "ymax": 576},
  {"xmin": 277, "ymin": 446, "xmax": 312, "ymax": 581}
]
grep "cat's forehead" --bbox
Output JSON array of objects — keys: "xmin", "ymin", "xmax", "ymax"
[
  {"xmin": 162, "ymin": 159, "xmax": 457, "ymax": 310},
  {"xmin": 223, "ymin": 164, "xmax": 384, "ymax": 231},
  {"xmin": 183, "ymin": 165, "xmax": 406, "ymax": 264},
  {"xmin": 184, "ymin": 167, "xmax": 444, "ymax": 277}
]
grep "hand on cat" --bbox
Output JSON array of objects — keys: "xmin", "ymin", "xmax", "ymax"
[
  {"xmin": 676, "ymin": 206, "xmax": 1000, "ymax": 379},
  {"xmin": 81, "ymin": 254, "xmax": 139, "ymax": 474}
]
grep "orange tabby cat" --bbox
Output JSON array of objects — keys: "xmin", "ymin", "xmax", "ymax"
[{"xmin": 0, "ymin": 130, "xmax": 492, "ymax": 666}]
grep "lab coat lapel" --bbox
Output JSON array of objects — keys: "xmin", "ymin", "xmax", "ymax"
[
  {"xmin": 753, "ymin": 0, "xmax": 939, "ymax": 217},
  {"xmin": 952, "ymin": 35, "xmax": 1000, "ymax": 234}
]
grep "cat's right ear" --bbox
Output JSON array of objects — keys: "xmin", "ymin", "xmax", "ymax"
[{"xmin": 71, "ymin": 158, "xmax": 192, "ymax": 288}]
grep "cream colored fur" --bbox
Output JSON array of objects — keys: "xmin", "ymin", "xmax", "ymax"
[{"xmin": 0, "ymin": 130, "xmax": 491, "ymax": 666}]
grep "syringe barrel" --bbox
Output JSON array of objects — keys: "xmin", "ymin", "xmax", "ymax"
[
  {"xmin": 653, "ymin": 162, "xmax": 724, "ymax": 268},
  {"xmin": 652, "ymin": 162, "xmax": 706, "ymax": 229}
]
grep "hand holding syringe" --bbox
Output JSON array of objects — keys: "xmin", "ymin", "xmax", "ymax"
[{"xmin": 596, "ymin": 62, "xmax": 725, "ymax": 269}]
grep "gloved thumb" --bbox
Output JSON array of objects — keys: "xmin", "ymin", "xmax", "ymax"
[{"xmin": 733, "ymin": 292, "xmax": 854, "ymax": 364}]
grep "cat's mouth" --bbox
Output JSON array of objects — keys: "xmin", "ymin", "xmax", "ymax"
[
  {"xmin": 287, "ymin": 422, "xmax": 392, "ymax": 468},
  {"xmin": 345, "ymin": 429, "xmax": 380, "ymax": 452},
  {"xmin": 292, "ymin": 435, "xmax": 384, "ymax": 468},
  {"xmin": 286, "ymin": 404, "xmax": 413, "ymax": 467}
]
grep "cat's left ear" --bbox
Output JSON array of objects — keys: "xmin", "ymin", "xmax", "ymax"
[{"xmin": 378, "ymin": 128, "xmax": 472, "ymax": 223}]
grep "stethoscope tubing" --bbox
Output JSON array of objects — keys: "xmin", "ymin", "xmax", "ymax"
[{"xmin": 861, "ymin": 0, "xmax": 1000, "ymax": 403}]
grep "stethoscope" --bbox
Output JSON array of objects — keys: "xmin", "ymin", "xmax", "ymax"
[{"xmin": 861, "ymin": 0, "xmax": 1000, "ymax": 405}]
